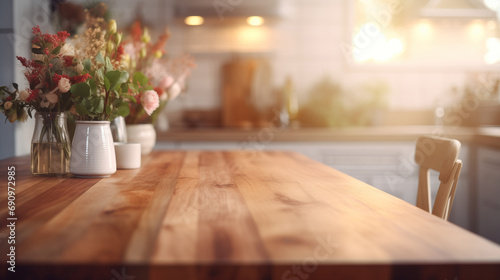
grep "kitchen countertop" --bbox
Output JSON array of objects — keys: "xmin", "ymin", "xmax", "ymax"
[{"xmin": 157, "ymin": 126, "xmax": 500, "ymax": 147}]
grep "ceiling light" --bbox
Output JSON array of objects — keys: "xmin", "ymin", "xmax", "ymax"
[
  {"xmin": 247, "ymin": 16, "xmax": 265, "ymax": 26},
  {"xmin": 185, "ymin": 16, "xmax": 204, "ymax": 26}
]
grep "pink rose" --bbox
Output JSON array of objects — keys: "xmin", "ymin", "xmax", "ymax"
[
  {"xmin": 141, "ymin": 90, "xmax": 159, "ymax": 115},
  {"xmin": 58, "ymin": 77, "xmax": 71, "ymax": 93},
  {"xmin": 160, "ymin": 76, "xmax": 174, "ymax": 90}
]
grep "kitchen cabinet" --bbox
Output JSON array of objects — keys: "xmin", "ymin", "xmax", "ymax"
[
  {"xmin": 156, "ymin": 140, "xmax": 471, "ymax": 229},
  {"xmin": 477, "ymin": 146, "xmax": 500, "ymax": 244}
]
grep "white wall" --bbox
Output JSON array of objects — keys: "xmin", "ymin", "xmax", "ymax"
[
  {"xmin": 11, "ymin": 0, "xmax": 53, "ymax": 157},
  {"xmin": 0, "ymin": 0, "xmax": 15, "ymax": 160}
]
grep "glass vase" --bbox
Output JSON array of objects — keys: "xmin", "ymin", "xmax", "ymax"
[{"xmin": 31, "ymin": 112, "xmax": 71, "ymax": 176}]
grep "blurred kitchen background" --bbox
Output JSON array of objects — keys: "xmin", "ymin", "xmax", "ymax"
[{"xmin": 1, "ymin": 0, "xmax": 500, "ymax": 242}]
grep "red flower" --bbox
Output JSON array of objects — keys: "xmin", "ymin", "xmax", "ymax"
[
  {"xmin": 57, "ymin": 31, "xmax": 70, "ymax": 43},
  {"xmin": 16, "ymin": 56, "xmax": 44, "ymax": 90},
  {"xmin": 43, "ymin": 48, "xmax": 49, "ymax": 55},
  {"xmin": 32, "ymin": 26, "xmax": 41, "ymax": 35},
  {"xmin": 26, "ymin": 89, "xmax": 39, "ymax": 102},
  {"xmin": 154, "ymin": 87, "xmax": 165, "ymax": 98},
  {"xmin": 43, "ymin": 33, "xmax": 56, "ymax": 45},
  {"xmin": 69, "ymin": 73, "xmax": 91, "ymax": 84},
  {"xmin": 63, "ymin": 56, "xmax": 74, "ymax": 67},
  {"xmin": 53, "ymin": 73, "xmax": 70, "ymax": 88},
  {"xmin": 32, "ymin": 27, "xmax": 71, "ymax": 49},
  {"xmin": 131, "ymin": 21, "xmax": 142, "ymax": 42},
  {"xmin": 113, "ymin": 45, "xmax": 125, "ymax": 62},
  {"xmin": 5, "ymin": 96, "xmax": 12, "ymax": 101},
  {"xmin": 16, "ymin": 56, "xmax": 30, "ymax": 68}
]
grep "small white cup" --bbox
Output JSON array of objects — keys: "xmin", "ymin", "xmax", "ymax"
[{"xmin": 114, "ymin": 143, "xmax": 141, "ymax": 169}]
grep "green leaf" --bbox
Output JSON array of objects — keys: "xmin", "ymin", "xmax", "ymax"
[
  {"xmin": 116, "ymin": 103, "xmax": 130, "ymax": 117},
  {"xmin": 34, "ymin": 60, "xmax": 45, "ymax": 66},
  {"xmin": 94, "ymin": 97, "xmax": 104, "ymax": 113},
  {"xmin": 12, "ymin": 83, "xmax": 18, "ymax": 91},
  {"xmin": 32, "ymin": 47, "xmax": 43, "ymax": 54},
  {"xmin": 76, "ymin": 103, "xmax": 90, "ymax": 116},
  {"xmin": 104, "ymin": 77, "xmax": 110, "ymax": 91},
  {"xmin": 70, "ymin": 83, "xmax": 91, "ymax": 98},
  {"xmin": 51, "ymin": 45, "xmax": 62, "ymax": 55},
  {"xmin": 130, "ymin": 83, "xmax": 139, "ymax": 93},
  {"xmin": 96, "ymin": 68, "xmax": 104, "ymax": 83},
  {"xmin": 133, "ymin": 72, "xmax": 149, "ymax": 87},
  {"xmin": 88, "ymin": 78, "xmax": 97, "ymax": 96},
  {"xmin": 105, "ymin": 57, "xmax": 113, "ymax": 72},
  {"xmin": 122, "ymin": 93, "xmax": 137, "ymax": 103},
  {"xmin": 96, "ymin": 52, "xmax": 104, "ymax": 64},
  {"xmin": 82, "ymin": 98, "xmax": 92, "ymax": 112},
  {"xmin": 83, "ymin": 59, "xmax": 92, "ymax": 72},
  {"xmin": 121, "ymin": 82, "xmax": 129, "ymax": 93},
  {"xmin": 113, "ymin": 98, "xmax": 123, "ymax": 108},
  {"xmin": 105, "ymin": 71, "xmax": 129, "ymax": 91}
]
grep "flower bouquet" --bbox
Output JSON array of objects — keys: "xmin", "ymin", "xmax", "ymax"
[
  {"xmin": 67, "ymin": 18, "xmax": 149, "ymax": 177},
  {"xmin": 0, "ymin": 26, "xmax": 91, "ymax": 175},
  {"xmin": 121, "ymin": 20, "xmax": 195, "ymax": 125}
]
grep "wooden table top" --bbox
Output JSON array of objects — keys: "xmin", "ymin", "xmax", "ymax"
[{"xmin": 1, "ymin": 151, "xmax": 500, "ymax": 280}]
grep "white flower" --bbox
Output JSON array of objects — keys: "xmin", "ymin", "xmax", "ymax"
[
  {"xmin": 19, "ymin": 90, "xmax": 29, "ymax": 102},
  {"xmin": 58, "ymin": 78, "xmax": 71, "ymax": 93},
  {"xmin": 46, "ymin": 92, "xmax": 58, "ymax": 104},
  {"xmin": 75, "ymin": 63, "xmax": 84, "ymax": 74},
  {"xmin": 4, "ymin": 101, "xmax": 13, "ymax": 110},
  {"xmin": 40, "ymin": 100, "xmax": 50, "ymax": 108},
  {"xmin": 40, "ymin": 88, "xmax": 58, "ymax": 109},
  {"xmin": 167, "ymin": 83, "xmax": 182, "ymax": 101},
  {"xmin": 60, "ymin": 42, "xmax": 76, "ymax": 56}
]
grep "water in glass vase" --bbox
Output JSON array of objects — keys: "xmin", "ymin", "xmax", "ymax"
[
  {"xmin": 31, "ymin": 142, "xmax": 70, "ymax": 175},
  {"xmin": 30, "ymin": 112, "xmax": 71, "ymax": 176}
]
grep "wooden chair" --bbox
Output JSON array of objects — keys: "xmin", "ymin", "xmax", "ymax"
[{"xmin": 414, "ymin": 136, "xmax": 463, "ymax": 220}]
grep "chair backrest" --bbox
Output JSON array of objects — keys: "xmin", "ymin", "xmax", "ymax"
[{"xmin": 414, "ymin": 136, "xmax": 463, "ymax": 220}]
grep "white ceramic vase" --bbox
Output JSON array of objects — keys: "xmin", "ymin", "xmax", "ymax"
[
  {"xmin": 126, "ymin": 124, "xmax": 156, "ymax": 155},
  {"xmin": 70, "ymin": 121, "xmax": 116, "ymax": 178}
]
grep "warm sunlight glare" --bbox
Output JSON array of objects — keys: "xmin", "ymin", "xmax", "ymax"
[
  {"xmin": 483, "ymin": 0, "xmax": 500, "ymax": 12},
  {"xmin": 485, "ymin": 37, "xmax": 500, "ymax": 64},
  {"xmin": 247, "ymin": 16, "xmax": 265, "ymax": 26},
  {"xmin": 467, "ymin": 21, "xmax": 485, "ymax": 42},
  {"xmin": 185, "ymin": 16, "xmax": 204, "ymax": 26}
]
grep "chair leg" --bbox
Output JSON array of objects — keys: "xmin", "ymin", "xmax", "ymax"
[{"xmin": 416, "ymin": 168, "xmax": 431, "ymax": 212}]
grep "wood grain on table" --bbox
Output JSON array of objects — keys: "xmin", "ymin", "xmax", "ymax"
[{"xmin": 0, "ymin": 151, "xmax": 499, "ymax": 280}]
